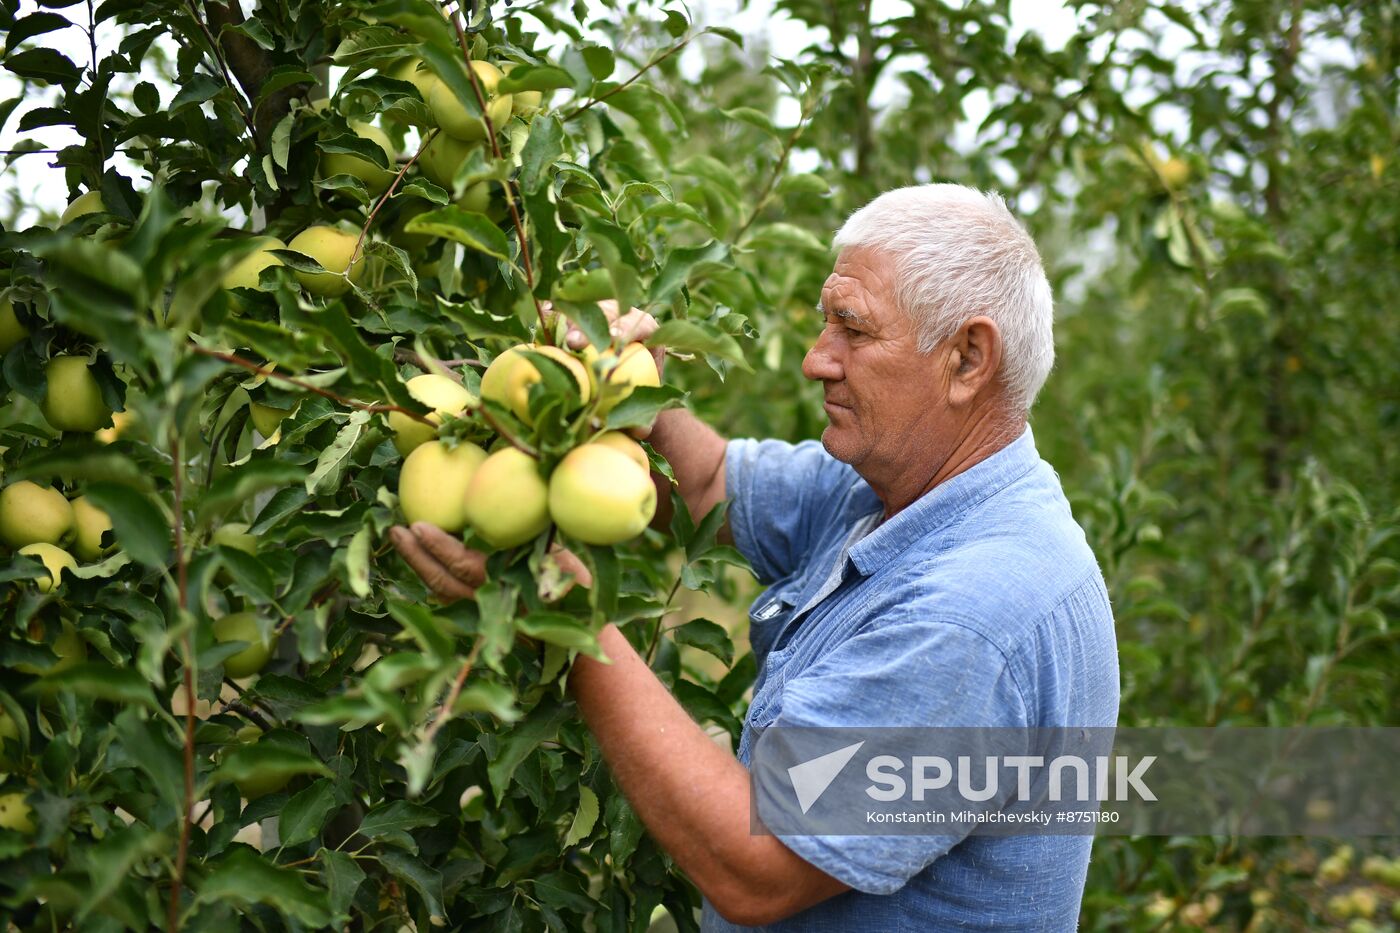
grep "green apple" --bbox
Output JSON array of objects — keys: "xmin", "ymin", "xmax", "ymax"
[
  {"xmin": 18, "ymin": 543, "xmax": 77, "ymax": 592},
  {"xmin": 0, "ymin": 791, "xmax": 34, "ymax": 834},
  {"xmin": 322, "ymin": 122, "xmax": 398, "ymax": 195},
  {"xmin": 41, "ymin": 356, "xmax": 112, "ymax": 432},
  {"xmin": 0, "ymin": 481, "xmax": 74, "ymax": 548},
  {"xmin": 287, "ymin": 226, "xmax": 366, "ymax": 297},
  {"xmin": 95, "ymin": 410, "xmax": 135, "ymax": 445},
  {"xmin": 479, "ymin": 344, "xmax": 591, "ymax": 425},
  {"xmin": 417, "ymin": 132, "xmax": 480, "ymax": 189},
  {"xmin": 71, "ymin": 495, "xmax": 115, "ymax": 561},
  {"xmin": 0, "ymin": 298, "xmax": 28, "ymax": 353},
  {"xmin": 399, "ymin": 440, "xmax": 489, "ymax": 533},
  {"xmin": 462, "ymin": 447, "xmax": 550, "ymax": 548},
  {"xmin": 59, "ymin": 190, "xmax": 105, "ymax": 226},
  {"xmin": 213, "ymin": 612, "xmax": 274, "ymax": 678},
  {"xmin": 503, "ymin": 63, "xmax": 544, "ymax": 115},
  {"xmin": 212, "ymin": 522, "xmax": 258, "ymax": 556},
  {"xmin": 548, "ymin": 444, "xmax": 656, "ymax": 545},
  {"xmin": 425, "ymin": 61, "xmax": 513, "ymax": 142},
  {"xmin": 387, "ymin": 373, "xmax": 474, "ymax": 457},
  {"xmin": 0, "ymin": 709, "xmax": 19, "ymax": 768},
  {"xmin": 588, "ymin": 431, "xmax": 649, "ymax": 472},
  {"xmin": 588, "ymin": 342, "xmax": 661, "ymax": 416},
  {"xmin": 389, "ymin": 57, "xmax": 438, "ymax": 121},
  {"xmin": 222, "ymin": 236, "xmax": 286, "ymax": 290}
]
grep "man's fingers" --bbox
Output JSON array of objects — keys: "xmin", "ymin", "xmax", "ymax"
[
  {"xmin": 549, "ymin": 544, "xmax": 594, "ymax": 589},
  {"xmin": 613, "ymin": 309, "xmax": 658, "ymax": 344},
  {"xmin": 410, "ymin": 522, "xmax": 487, "ymax": 587},
  {"xmin": 389, "ymin": 526, "xmax": 477, "ymax": 602}
]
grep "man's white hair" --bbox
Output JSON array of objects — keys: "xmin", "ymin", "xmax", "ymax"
[{"xmin": 833, "ymin": 184, "xmax": 1055, "ymax": 412}]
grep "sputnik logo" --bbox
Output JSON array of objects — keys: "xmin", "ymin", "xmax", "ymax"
[{"xmin": 787, "ymin": 741, "xmax": 865, "ymax": 814}]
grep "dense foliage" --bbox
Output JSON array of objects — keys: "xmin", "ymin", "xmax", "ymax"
[{"xmin": 0, "ymin": 0, "xmax": 1396, "ymax": 929}]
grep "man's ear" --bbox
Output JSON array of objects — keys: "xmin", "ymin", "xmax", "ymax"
[{"xmin": 948, "ymin": 316, "xmax": 1003, "ymax": 405}]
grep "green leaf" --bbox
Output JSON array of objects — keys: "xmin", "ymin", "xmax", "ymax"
[
  {"xmin": 670, "ymin": 618, "xmax": 734, "ymax": 665},
  {"xmin": 533, "ymin": 870, "xmax": 596, "ymax": 913},
  {"xmin": 742, "ymin": 221, "xmax": 829, "ymax": 253},
  {"xmin": 380, "ymin": 849, "xmax": 445, "ymax": 920},
  {"xmin": 516, "ymin": 611, "xmax": 605, "ymax": 658},
  {"xmin": 452, "ymin": 679, "xmax": 520, "ymax": 722},
  {"xmin": 196, "ymin": 847, "xmax": 332, "ymax": 927},
  {"xmin": 82, "ymin": 483, "xmax": 169, "ymax": 569},
  {"xmin": 386, "ymin": 600, "xmax": 455, "ymax": 660},
  {"xmin": 77, "ymin": 824, "xmax": 166, "ymax": 921},
  {"xmin": 33, "ymin": 662, "xmax": 159, "ymax": 709},
  {"xmin": 213, "ymin": 743, "xmax": 331, "ymax": 788},
  {"xmin": 318, "ymin": 848, "xmax": 365, "ymax": 921},
  {"xmin": 563, "ymin": 785, "xmax": 598, "ymax": 847},
  {"xmin": 603, "ymin": 384, "xmax": 686, "ymax": 432},
  {"xmin": 279, "ymin": 780, "xmax": 339, "ymax": 847},
  {"xmin": 486, "ymin": 700, "xmax": 571, "ymax": 800},
  {"xmin": 650, "ymin": 241, "xmax": 730, "ymax": 306},
  {"xmin": 113, "ymin": 708, "xmax": 184, "ymax": 809},
  {"xmin": 359, "ymin": 800, "xmax": 441, "ymax": 838},
  {"xmin": 405, "ymin": 206, "xmax": 512, "ymax": 260},
  {"xmin": 649, "ymin": 320, "xmax": 749, "ymax": 368},
  {"xmin": 498, "ymin": 65, "xmax": 575, "ymax": 94},
  {"xmin": 520, "ymin": 114, "xmax": 564, "ymax": 194}
]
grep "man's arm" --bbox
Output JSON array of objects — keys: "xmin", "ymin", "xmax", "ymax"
[
  {"xmin": 644, "ymin": 407, "xmax": 730, "ymax": 541},
  {"xmin": 569, "ymin": 624, "xmax": 848, "ymax": 925}
]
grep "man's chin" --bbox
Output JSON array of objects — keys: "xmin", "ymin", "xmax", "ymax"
[{"xmin": 820, "ymin": 426, "xmax": 861, "ymax": 465}]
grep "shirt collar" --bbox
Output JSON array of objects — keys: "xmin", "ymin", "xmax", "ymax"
[{"xmin": 847, "ymin": 425, "xmax": 1040, "ymax": 576}]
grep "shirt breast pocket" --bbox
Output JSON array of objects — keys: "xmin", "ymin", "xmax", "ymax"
[{"xmin": 747, "ymin": 586, "xmax": 799, "ymax": 661}]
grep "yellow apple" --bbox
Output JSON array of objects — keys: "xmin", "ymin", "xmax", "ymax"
[
  {"xmin": 0, "ymin": 481, "xmax": 74, "ymax": 548},
  {"xmin": 462, "ymin": 447, "xmax": 549, "ymax": 548},
  {"xmin": 548, "ymin": 444, "xmax": 656, "ymax": 545},
  {"xmin": 588, "ymin": 432, "xmax": 649, "ymax": 472},
  {"xmin": 18, "ymin": 543, "xmax": 77, "ymax": 592},
  {"xmin": 0, "ymin": 792, "xmax": 34, "ymax": 834},
  {"xmin": 322, "ymin": 122, "xmax": 398, "ymax": 195},
  {"xmin": 390, "ymin": 57, "xmax": 438, "ymax": 118},
  {"xmin": 213, "ymin": 612, "xmax": 274, "ymax": 678},
  {"xmin": 502, "ymin": 64, "xmax": 544, "ymax": 115},
  {"xmin": 70, "ymin": 495, "xmax": 114, "ymax": 561},
  {"xmin": 479, "ymin": 344, "xmax": 591, "ymax": 424},
  {"xmin": 59, "ymin": 190, "xmax": 105, "ymax": 226},
  {"xmin": 1160, "ymin": 157, "xmax": 1190, "ymax": 189},
  {"xmin": 12, "ymin": 621, "xmax": 85, "ymax": 675},
  {"xmin": 95, "ymin": 409, "xmax": 135, "ymax": 444},
  {"xmin": 249, "ymin": 402, "xmax": 295, "ymax": 439},
  {"xmin": 387, "ymin": 373, "xmax": 474, "ymax": 456},
  {"xmin": 223, "ymin": 236, "xmax": 286, "ymax": 290},
  {"xmin": 287, "ymin": 226, "xmax": 366, "ymax": 297},
  {"xmin": 41, "ymin": 356, "xmax": 112, "ymax": 432},
  {"xmin": 417, "ymin": 131, "xmax": 480, "ymax": 189},
  {"xmin": 398, "ymin": 440, "xmax": 488, "ymax": 533},
  {"xmin": 0, "ymin": 298, "xmax": 28, "ymax": 353},
  {"xmin": 590, "ymin": 342, "xmax": 661, "ymax": 416},
  {"xmin": 0, "ymin": 709, "xmax": 19, "ymax": 768},
  {"xmin": 212, "ymin": 522, "xmax": 257, "ymax": 556},
  {"xmin": 426, "ymin": 61, "xmax": 513, "ymax": 142}
]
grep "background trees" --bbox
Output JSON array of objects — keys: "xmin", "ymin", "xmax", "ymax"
[{"xmin": 0, "ymin": 0, "xmax": 1396, "ymax": 929}]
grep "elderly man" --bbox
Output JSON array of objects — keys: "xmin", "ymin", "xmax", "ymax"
[{"xmin": 391, "ymin": 184, "xmax": 1119, "ymax": 930}]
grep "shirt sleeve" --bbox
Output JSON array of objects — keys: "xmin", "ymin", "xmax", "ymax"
[
  {"xmin": 760, "ymin": 613, "xmax": 1032, "ymax": 895},
  {"xmin": 724, "ymin": 438, "xmax": 857, "ymax": 585}
]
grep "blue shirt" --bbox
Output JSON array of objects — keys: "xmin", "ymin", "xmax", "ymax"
[{"xmin": 701, "ymin": 427, "xmax": 1120, "ymax": 932}]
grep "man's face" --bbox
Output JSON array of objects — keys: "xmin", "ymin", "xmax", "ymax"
[{"xmin": 803, "ymin": 247, "xmax": 944, "ymax": 471}]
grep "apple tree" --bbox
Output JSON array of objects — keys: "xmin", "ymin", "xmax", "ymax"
[{"xmin": 0, "ymin": 0, "xmax": 832, "ymax": 928}]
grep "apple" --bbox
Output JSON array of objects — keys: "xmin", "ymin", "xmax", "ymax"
[
  {"xmin": 213, "ymin": 612, "xmax": 274, "ymax": 678},
  {"xmin": 1160, "ymin": 157, "xmax": 1190, "ymax": 188},
  {"xmin": 502, "ymin": 63, "xmax": 544, "ymax": 115},
  {"xmin": 0, "ymin": 791, "xmax": 34, "ymax": 834},
  {"xmin": 399, "ymin": 440, "xmax": 488, "ymax": 533},
  {"xmin": 71, "ymin": 495, "xmax": 115, "ymax": 561},
  {"xmin": 41, "ymin": 356, "xmax": 112, "ymax": 432},
  {"xmin": 0, "ymin": 481, "xmax": 74, "ymax": 548},
  {"xmin": 548, "ymin": 444, "xmax": 656, "ymax": 545},
  {"xmin": 417, "ymin": 132, "xmax": 480, "ymax": 189},
  {"xmin": 387, "ymin": 373, "xmax": 474, "ymax": 456},
  {"xmin": 0, "ymin": 298, "xmax": 28, "ymax": 353},
  {"xmin": 462, "ymin": 447, "xmax": 550, "ymax": 548},
  {"xmin": 222, "ymin": 236, "xmax": 286, "ymax": 290},
  {"xmin": 59, "ymin": 190, "xmax": 105, "ymax": 226},
  {"xmin": 0, "ymin": 709, "xmax": 19, "ymax": 768},
  {"xmin": 322, "ymin": 121, "xmax": 398, "ymax": 195},
  {"xmin": 588, "ymin": 431, "xmax": 649, "ymax": 472},
  {"xmin": 425, "ymin": 61, "xmax": 513, "ymax": 142},
  {"xmin": 212, "ymin": 522, "xmax": 258, "ymax": 556},
  {"xmin": 287, "ymin": 226, "xmax": 365, "ymax": 297},
  {"xmin": 588, "ymin": 342, "xmax": 661, "ymax": 416},
  {"xmin": 249, "ymin": 401, "xmax": 295, "ymax": 439},
  {"xmin": 389, "ymin": 57, "xmax": 438, "ymax": 118},
  {"xmin": 95, "ymin": 409, "xmax": 135, "ymax": 445},
  {"xmin": 479, "ymin": 344, "xmax": 591, "ymax": 424},
  {"xmin": 12, "ymin": 621, "xmax": 85, "ymax": 676},
  {"xmin": 19, "ymin": 543, "xmax": 78, "ymax": 592}
]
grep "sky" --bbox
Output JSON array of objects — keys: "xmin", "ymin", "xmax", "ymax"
[{"xmin": 0, "ymin": 0, "xmax": 1086, "ymax": 225}]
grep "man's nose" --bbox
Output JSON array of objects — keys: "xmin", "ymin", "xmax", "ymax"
[{"xmin": 802, "ymin": 328, "xmax": 843, "ymax": 383}]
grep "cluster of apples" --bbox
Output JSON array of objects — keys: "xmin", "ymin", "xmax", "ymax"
[{"xmin": 392, "ymin": 340, "xmax": 661, "ymax": 548}]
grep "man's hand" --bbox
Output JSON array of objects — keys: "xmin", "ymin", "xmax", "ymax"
[
  {"xmin": 552, "ymin": 300, "xmax": 666, "ymax": 439},
  {"xmin": 388, "ymin": 522, "xmax": 592, "ymax": 603}
]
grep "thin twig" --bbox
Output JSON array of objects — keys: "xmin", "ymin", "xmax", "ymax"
[
  {"xmin": 561, "ymin": 37, "xmax": 695, "ymax": 121},
  {"xmin": 421, "ymin": 638, "xmax": 486, "ymax": 746},
  {"xmin": 351, "ymin": 128, "xmax": 440, "ymax": 267},
  {"xmin": 183, "ymin": 0, "xmax": 259, "ymax": 146},
  {"xmin": 167, "ymin": 431, "xmax": 195, "ymax": 933},
  {"xmin": 735, "ymin": 94, "xmax": 821, "ymax": 240},
  {"xmin": 446, "ymin": 11, "xmax": 550, "ymax": 338}
]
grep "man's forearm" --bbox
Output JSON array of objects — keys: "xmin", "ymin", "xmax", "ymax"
[
  {"xmin": 646, "ymin": 407, "xmax": 729, "ymax": 537},
  {"xmin": 568, "ymin": 625, "xmax": 847, "ymax": 924}
]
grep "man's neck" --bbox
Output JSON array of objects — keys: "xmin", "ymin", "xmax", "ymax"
[{"xmin": 865, "ymin": 411, "xmax": 1025, "ymax": 520}]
